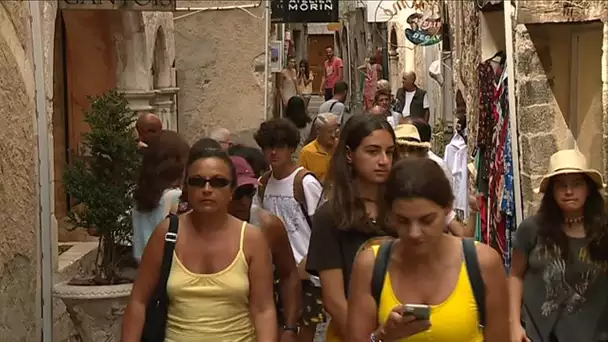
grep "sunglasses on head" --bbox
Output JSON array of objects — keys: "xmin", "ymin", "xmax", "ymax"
[
  {"xmin": 187, "ymin": 176, "xmax": 231, "ymax": 189},
  {"xmin": 233, "ymin": 185, "xmax": 256, "ymax": 200}
]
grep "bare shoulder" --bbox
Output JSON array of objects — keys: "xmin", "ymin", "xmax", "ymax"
[
  {"xmin": 150, "ymin": 216, "xmax": 171, "ymax": 244},
  {"xmin": 243, "ymin": 220, "xmax": 268, "ymax": 249},
  {"xmin": 355, "ymin": 247, "xmax": 377, "ymax": 271},
  {"xmin": 475, "ymin": 241, "xmax": 505, "ymax": 274},
  {"xmin": 257, "ymin": 208, "xmax": 284, "ymax": 230}
]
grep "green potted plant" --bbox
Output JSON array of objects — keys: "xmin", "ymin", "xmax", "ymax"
[{"xmin": 54, "ymin": 89, "xmax": 140, "ymax": 341}]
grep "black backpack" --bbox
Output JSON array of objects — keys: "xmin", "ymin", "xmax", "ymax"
[{"xmin": 371, "ymin": 238, "xmax": 486, "ymax": 329}]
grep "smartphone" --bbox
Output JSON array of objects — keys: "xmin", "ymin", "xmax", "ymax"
[{"xmin": 403, "ymin": 304, "xmax": 431, "ymax": 320}]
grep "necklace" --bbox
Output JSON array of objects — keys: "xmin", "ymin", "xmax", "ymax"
[{"xmin": 565, "ymin": 216, "xmax": 584, "ymax": 225}]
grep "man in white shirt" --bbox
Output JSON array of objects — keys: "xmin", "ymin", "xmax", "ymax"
[
  {"xmin": 253, "ymin": 118, "xmax": 326, "ymax": 341},
  {"xmin": 395, "ymin": 71, "xmax": 430, "ymax": 122}
]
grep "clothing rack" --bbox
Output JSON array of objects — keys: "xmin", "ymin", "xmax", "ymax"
[{"xmin": 473, "ymin": 60, "xmax": 518, "ymax": 270}]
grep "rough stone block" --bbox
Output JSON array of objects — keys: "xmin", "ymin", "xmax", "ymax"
[
  {"xmin": 519, "ymin": 173, "xmax": 542, "ymax": 205},
  {"xmin": 518, "ymin": 79, "xmax": 554, "ymax": 107},
  {"xmin": 519, "ymin": 133, "xmax": 557, "ymax": 175},
  {"xmin": 516, "ymin": 44, "xmax": 551, "ymax": 77},
  {"xmin": 517, "ymin": 104, "xmax": 556, "ymax": 135}
]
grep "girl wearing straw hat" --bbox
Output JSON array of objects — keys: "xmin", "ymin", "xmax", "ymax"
[{"xmin": 509, "ymin": 149, "xmax": 608, "ymax": 342}]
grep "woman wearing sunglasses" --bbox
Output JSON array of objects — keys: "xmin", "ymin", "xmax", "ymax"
[{"xmin": 123, "ymin": 142, "xmax": 277, "ymax": 341}]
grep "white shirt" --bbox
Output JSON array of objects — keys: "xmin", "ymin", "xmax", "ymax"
[
  {"xmin": 428, "ymin": 150, "xmax": 454, "ymax": 188},
  {"xmin": 401, "ymin": 90, "xmax": 430, "ymax": 116},
  {"xmin": 444, "ymin": 134, "xmax": 469, "ymax": 216},
  {"xmin": 386, "ymin": 111, "xmax": 404, "ymax": 128},
  {"xmin": 251, "ymin": 167, "xmax": 323, "ymax": 285},
  {"xmin": 426, "ymin": 151, "xmax": 457, "ymax": 227}
]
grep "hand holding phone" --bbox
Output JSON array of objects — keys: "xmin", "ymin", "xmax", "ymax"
[
  {"xmin": 374, "ymin": 305, "xmax": 431, "ymax": 341},
  {"xmin": 403, "ymin": 304, "xmax": 431, "ymax": 321}
]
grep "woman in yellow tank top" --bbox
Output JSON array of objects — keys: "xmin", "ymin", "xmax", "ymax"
[
  {"xmin": 122, "ymin": 140, "xmax": 277, "ymax": 341},
  {"xmin": 346, "ymin": 158, "xmax": 511, "ymax": 341}
]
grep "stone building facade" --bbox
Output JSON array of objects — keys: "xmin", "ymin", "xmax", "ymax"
[
  {"xmin": 445, "ymin": 0, "xmax": 608, "ymax": 216},
  {"xmin": 174, "ymin": 0, "xmax": 270, "ymax": 146},
  {"xmin": 0, "ymin": 1, "xmax": 176, "ymax": 340}
]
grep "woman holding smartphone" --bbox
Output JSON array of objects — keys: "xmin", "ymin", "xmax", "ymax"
[{"xmin": 346, "ymin": 158, "xmax": 510, "ymax": 341}]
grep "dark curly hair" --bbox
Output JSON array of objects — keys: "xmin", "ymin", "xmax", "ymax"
[
  {"xmin": 254, "ymin": 117, "xmax": 300, "ymax": 150},
  {"xmin": 537, "ymin": 176, "xmax": 608, "ymax": 262},
  {"xmin": 285, "ymin": 96, "xmax": 311, "ymax": 129},
  {"xmin": 134, "ymin": 130, "xmax": 189, "ymax": 212}
]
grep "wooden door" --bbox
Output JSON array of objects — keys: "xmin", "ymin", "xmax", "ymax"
[{"xmin": 307, "ymin": 34, "xmax": 335, "ymax": 94}]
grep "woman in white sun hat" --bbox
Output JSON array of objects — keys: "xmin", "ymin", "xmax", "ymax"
[{"xmin": 508, "ymin": 149, "xmax": 608, "ymax": 342}]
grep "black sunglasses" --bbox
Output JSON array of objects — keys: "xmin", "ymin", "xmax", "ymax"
[
  {"xmin": 233, "ymin": 185, "xmax": 256, "ymax": 200},
  {"xmin": 187, "ymin": 176, "xmax": 231, "ymax": 189}
]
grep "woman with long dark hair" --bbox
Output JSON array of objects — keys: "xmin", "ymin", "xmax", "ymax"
[
  {"xmin": 509, "ymin": 149, "xmax": 608, "ymax": 342},
  {"xmin": 306, "ymin": 115, "xmax": 398, "ymax": 341},
  {"xmin": 132, "ymin": 130, "xmax": 189, "ymax": 262},
  {"xmin": 347, "ymin": 158, "xmax": 510, "ymax": 341},
  {"xmin": 123, "ymin": 142, "xmax": 277, "ymax": 341},
  {"xmin": 297, "ymin": 59, "xmax": 314, "ymax": 109}
]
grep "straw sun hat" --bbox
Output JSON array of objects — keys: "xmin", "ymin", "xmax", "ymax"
[
  {"xmin": 394, "ymin": 124, "xmax": 432, "ymax": 149},
  {"xmin": 535, "ymin": 149, "xmax": 604, "ymax": 193}
]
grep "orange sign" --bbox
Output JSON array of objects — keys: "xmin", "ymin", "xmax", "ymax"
[{"xmin": 327, "ymin": 23, "xmax": 342, "ymax": 31}]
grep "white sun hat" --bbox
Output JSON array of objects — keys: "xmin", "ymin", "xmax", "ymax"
[{"xmin": 535, "ymin": 149, "xmax": 604, "ymax": 193}]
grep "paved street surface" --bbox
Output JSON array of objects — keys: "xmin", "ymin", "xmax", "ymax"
[{"xmin": 309, "ymin": 95, "xmax": 325, "ymax": 119}]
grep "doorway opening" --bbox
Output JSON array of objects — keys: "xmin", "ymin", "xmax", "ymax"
[{"xmin": 52, "ymin": 10, "xmax": 119, "ymax": 241}]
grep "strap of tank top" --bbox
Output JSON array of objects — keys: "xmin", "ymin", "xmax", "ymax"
[{"xmin": 239, "ymin": 221, "xmax": 247, "ymax": 251}]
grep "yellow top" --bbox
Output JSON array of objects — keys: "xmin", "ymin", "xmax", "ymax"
[
  {"xmin": 298, "ymin": 139, "xmax": 331, "ymax": 182},
  {"xmin": 165, "ymin": 221, "xmax": 255, "ymax": 342},
  {"xmin": 373, "ymin": 245, "xmax": 483, "ymax": 342}
]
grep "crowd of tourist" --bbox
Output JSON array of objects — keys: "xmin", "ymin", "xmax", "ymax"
[{"xmin": 120, "ymin": 74, "xmax": 608, "ymax": 341}]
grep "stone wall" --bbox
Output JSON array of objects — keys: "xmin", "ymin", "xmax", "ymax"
[
  {"xmin": 174, "ymin": 1, "xmax": 269, "ymax": 144},
  {"xmin": 445, "ymin": 1, "xmax": 481, "ymax": 150},
  {"xmin": 0, "ymin": 2, "xmax": 39, "ymax": 340}
]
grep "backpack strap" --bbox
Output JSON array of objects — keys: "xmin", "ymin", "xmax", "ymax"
[
  {"xmin": 257, "ymin": 171, "xmax": 272, "ymax": 207},
  {"xmin": 372, "ymin": 240, "xmax": 395, "ymax": 306},
  {"xmin": 462, "ymin": 238, "xmax": 486, "ymax": 329},
  {"xmin": 292, "ymin": 168, "xmax": 318, "ymax": 228},
  {"xmin": 329, "ymin": 100, "xmax": 338, "ymax": 111},
  {"xmin": 157, "ymin": 214, "xmax": 179, "ymax": 295}
]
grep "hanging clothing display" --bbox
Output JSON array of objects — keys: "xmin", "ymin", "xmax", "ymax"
[
  {"xmin": 474, "ymin": 59, "xmax": 518, "ymax": 270},
  {"xmin": 444, "ymin": 133, "xmax": 468, "ymax": 218}
]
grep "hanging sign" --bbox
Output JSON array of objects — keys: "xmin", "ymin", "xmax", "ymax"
[
  {"xmin": 404, "ymin": 11, "xmax": 443, "ymax": 46},
  {"xmin": 274, "ymin": 0, "xmax": 339, "ymax": 23},
  {"xmin": 59, "ymin": 0, "xmax": 176, "ymax": 11},
  {"xmin": 366, "ymin": 0, "xmax": 427, "ymax": 23}
]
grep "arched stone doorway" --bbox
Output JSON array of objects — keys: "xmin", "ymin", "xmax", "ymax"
[
  {"xmin": 51, "ymin": 9, "xmax": 151, "ymax": 241},
  {"xmin": 52, "ymin": 10, "xmax": 120, "ymax": 240}
]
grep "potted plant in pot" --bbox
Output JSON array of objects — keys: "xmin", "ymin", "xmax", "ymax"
[{"xmin": 53, "ymin": 89, "xmax": 140, "ymax": 341}]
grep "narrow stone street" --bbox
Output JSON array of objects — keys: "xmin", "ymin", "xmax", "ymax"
[{"xmin": 2, "ymin": 0, "xmax": 608, "ymax": 341}]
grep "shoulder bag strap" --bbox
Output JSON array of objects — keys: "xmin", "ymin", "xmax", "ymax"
[
  {"xmin": 293, "ymin": 168, "xmax": 319, "ymax": 228},
  {"xmin": 158, "ymin": 214, "xmax": 179, "ymax": 295},
  {"xmin": 329, "ymin": 100, "xmax": 338, "ymax": 111},
  {"xmin": 462, "ymin": 238, "xmax": 486, "ymax": 329},
  {"xmin": 372, "ymin": 240, "xmax": 395, "ymax": 306}
]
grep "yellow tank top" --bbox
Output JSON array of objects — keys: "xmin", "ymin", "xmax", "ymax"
[
  {"xmin": 373, "ymin": 245, "xmax": 483, "ymax": 342},
  {"xmin": 165, "ymin": 221, "xmax": 255, "ymax": 342}
]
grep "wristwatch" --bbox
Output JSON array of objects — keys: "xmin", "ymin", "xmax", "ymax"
[
  {"xmin": 370, "ymin": 332, "xmax": 382, "ymax": 342},
  {"xmin": 283, "ymin": 325, "xmax": 300, "ymax": 334}
]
